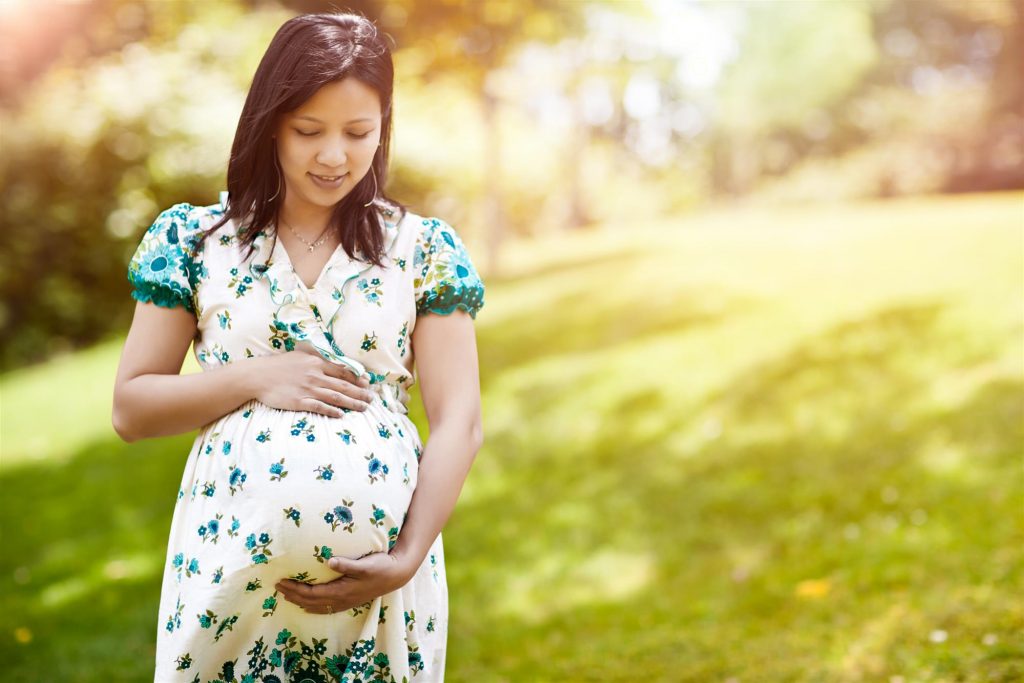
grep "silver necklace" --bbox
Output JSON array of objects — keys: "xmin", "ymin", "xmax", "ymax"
[{"xmin": 279, "ymin": 215, "xmax": 333, "ymax": 252}]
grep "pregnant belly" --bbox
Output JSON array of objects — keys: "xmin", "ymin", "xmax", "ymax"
[{"xmin": 184, "ymin": 400, "xmax": 420, "ymax": 585}]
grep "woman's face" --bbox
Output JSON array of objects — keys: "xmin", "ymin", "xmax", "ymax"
[{"xmin": 274, "ymin": 77, "xmax": 383, "ymax": 216}]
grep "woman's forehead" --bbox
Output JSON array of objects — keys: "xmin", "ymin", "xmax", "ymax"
[{"xmin": 291, "ymin": 78, "xmax": 381, "ymax": 122}]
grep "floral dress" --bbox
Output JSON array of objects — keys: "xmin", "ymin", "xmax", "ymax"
[{"xmin": 127, "ymin": 192, "xmax": 484, "ymax": 683}]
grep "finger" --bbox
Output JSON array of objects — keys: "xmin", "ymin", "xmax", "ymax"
[
  {"xmin": 320, "ymin": 359, "xmax": 366, "ymax": 385},
  {"xmin": 321, "ymin": 376, "xmax": 375, "ymax": 406},
  {"xmin": 298, "ymin": 397, "xmax": 346, "ymax": 418},
  {"xmin": 310, "ymin": 386, "xmax": 369, "ymax": 412},
  {"xmin": 276, "ymin": 580, "xmax": 324, "ymax": 609},
  {"xmin": 328, "ymin": 556, "xmax": 362, "ymax": 576}
]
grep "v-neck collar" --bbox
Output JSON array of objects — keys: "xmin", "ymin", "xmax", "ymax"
[
  {"xmin": 233, "ymin": 203, "xmax": 404, "ymax": 377},
  {"xmin": 270, "ymin": 228, "xmax": 346, "ymax": 292}
]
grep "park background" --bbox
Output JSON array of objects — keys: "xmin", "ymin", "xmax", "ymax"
[{"xmin": 1, "ymin": 0, "xmax": 1021, "ymax": 680}]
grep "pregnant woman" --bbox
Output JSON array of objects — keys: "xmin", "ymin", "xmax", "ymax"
[{"xmin": 112, "ymin": 13, "xmax": 484, "ymax": 682}]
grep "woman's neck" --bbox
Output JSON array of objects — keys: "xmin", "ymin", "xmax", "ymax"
[{"xmin": 277, "ymin": 201, "xmax": 333, "ymax": 240}]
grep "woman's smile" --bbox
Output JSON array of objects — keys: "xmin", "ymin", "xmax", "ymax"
[{"xmin": 308, "ymin": 171, "xmax": 348, "ymax": 189}]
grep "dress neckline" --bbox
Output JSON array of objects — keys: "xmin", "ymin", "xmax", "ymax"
[{"xmin": 270, "ymin": 227, "xmax": 346, "ymax": 292}]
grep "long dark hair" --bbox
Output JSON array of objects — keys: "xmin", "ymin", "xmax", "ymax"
[{"xmin": 197, "ymin": 12, "xmax": 404, "ymax": 266}]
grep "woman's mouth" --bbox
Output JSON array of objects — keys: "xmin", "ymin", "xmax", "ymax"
[{"xmin": 308, "ymin": 172, "xmax": 348, "ymax": 189}]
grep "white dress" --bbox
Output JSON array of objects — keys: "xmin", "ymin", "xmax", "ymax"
[{"xmin": 127, "ymin": 194, "xmax": 484, "ymax": 683}]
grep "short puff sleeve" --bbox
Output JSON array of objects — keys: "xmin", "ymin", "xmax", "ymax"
[
  {"xmin": 127, "ymin": 203, "xmax": 199, "ymax": 313},
  {"xmin": 413, "ymin": 217, "xmax": 485, "ymax": 319}
]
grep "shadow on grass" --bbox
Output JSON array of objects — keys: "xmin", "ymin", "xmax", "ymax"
[
  {"xmin": 0, "ymin": 432, "xmax": 196, "ymax": 681},
  {"xmin": 2, "ymin": 301, "xmax": 1021, "ymax": 681},
  {"xmin": 445, "ymin": 301, "xmax": 1024, "ymax": 681}
]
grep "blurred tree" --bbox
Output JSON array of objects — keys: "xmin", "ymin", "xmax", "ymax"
[
  {"xmin": 0, "ymin": 1, "xmax": 288, "ymax": 371},
  {"xmin": 709, "ymin": 0, "xmax": 878, "ymax": 195},
  {"xmin": 370, "ymin": 0, "xmax": 589, "ymax": 273},
  {"xmin": 703, "ymin": 0, "xmax": 1023, "ymax": 198}
]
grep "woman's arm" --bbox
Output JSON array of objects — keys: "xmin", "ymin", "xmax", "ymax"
[
  {"xmin": 112, "ymin": 301, "xmax": 373, "ymax": 442},
  {"xmin": 272, "ymin": 310, "xmax": 483, "ymax": 613},
  {"xmin": 391, "ymin": 309, "xmax": 484, "ymax": 571},
  {"xmin": 112, "ymin": 302, "xmax": 260, "ymax": 442}
]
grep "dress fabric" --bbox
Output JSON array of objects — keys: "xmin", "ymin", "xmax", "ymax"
[{"xmin": 127, "ymin": 194, "xmax": 484, "ymax": 683}]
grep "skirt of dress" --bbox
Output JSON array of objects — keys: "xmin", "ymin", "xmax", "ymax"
[{"xmin": 153, "ymin": 395, "xmax": 448, "ymax": 683}]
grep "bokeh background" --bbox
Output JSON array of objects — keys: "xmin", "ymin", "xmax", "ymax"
[{"xmin": 1, "ymin": 0, "xmax": 1022, "ymax": 680}]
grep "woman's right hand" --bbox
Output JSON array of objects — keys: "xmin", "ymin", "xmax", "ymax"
[{"xmin": 250, "ymin": 341, "xmax": 374, "ymax": 417}]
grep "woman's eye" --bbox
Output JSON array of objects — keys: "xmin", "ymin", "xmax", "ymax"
[
  {"xmin": 295, "ymin": 129, "xmax": 318, "ymax": 137},
  {"xmin": 349, "ymin": 132, "xmax": 371, "ymax": 139}
]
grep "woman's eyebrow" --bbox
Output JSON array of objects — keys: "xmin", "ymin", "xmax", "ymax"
[{"xmin": 294, "ymin": 114, "xmax": 374, "ymax": 124}]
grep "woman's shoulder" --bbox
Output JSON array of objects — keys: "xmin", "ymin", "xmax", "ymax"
[{"xmin": 390, "ymin": 205, "xmax": 465, "ymax": 246}]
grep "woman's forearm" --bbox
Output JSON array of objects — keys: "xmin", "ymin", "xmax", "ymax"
[
  {"xmin": 391, "ymin": 418, "xmax": 483, "ymax": 571},
  {"xmin": 113, "ymin": 358, "xmax": 260, "ymax": 442}
]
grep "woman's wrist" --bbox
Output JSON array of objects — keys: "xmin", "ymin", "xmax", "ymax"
[
  {"xmin": 230, "ymin": 354, "xmax": 264, "ymax": 402},
  {"xmin": 389, "ymin": 543, "xmax": 426, "ymax": 583}
]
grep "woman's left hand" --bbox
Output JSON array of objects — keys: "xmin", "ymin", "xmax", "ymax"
[{"xmin": 275, "ymin": 551, "xmax": 417, "ymax": 615}]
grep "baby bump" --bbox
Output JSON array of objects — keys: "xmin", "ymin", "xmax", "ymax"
[{"xmin": 193, "ymin": 405, "xmax": 420, "ymax": 585}]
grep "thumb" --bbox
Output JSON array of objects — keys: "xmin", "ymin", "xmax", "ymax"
[{"xmin": 328, "ymin": 556, "xmax": 357, "ymax": 574}]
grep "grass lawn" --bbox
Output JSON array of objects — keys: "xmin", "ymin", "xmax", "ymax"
[{"xmin": 2, "ymin": 191, "xmax": 1022, "ymax": 681}]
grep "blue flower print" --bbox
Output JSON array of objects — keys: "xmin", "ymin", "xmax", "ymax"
[
  {"xmin": 370, "ymin": 504, "xmax": 386, "ymax": 528},
  {"xmin": 268, "ymin": 314, "xmax": 301, "ymax": 351},
  {"xmin": 269, "ymin": 458, "xmax": 288, "ymax": 482},
  {"xmin": 217, "ymin": 310, "xmax": 232, "ymax": 329},
  {"xmin": 228, "ymin": 466, "xmax": 247, "ymax": 495},
  {"xmin": 262, "ymin": 594, "xmax": 278, "ymax": 617},
  {"xmin": 227, "ymin": 267, "xmax": 253, "ymax": 298},
  {"xmin": 228, "ymin": 516, "xmax": 241, "ymax": 538},
  {"xmin": 201, "ymin": 481, "xmax": 216, "ymax": 498},
  {"xmin": 221, "ymin": 441, "xmax": 231, "ymax": 456},
  {"xmin": 356, "ymin": 277, "xmax": 384, "ymax": 306},
  {"xmin": 361, "ymin": 332, "xmax": 378, "ymax": 351},
  {"xmin": 165, "ymin": 594, "xmax": 184, "ymax": 633},
  {"xmin": 315, "ymin": 464, "xmax": 334, "ymax": 481},
  {"xmin": 256, "ymin": 429, "xmax": 271, "ymax": 443},
  {"xmin": 290, "ymin": 418, "xmax": 314, "ymax": 441},
  {"xmin": 377, "ymin": 424, "xmax": 392, "ymax": 439},
  {"xmin": 397, "ymin": 321, "xmax": 408, "ymax": 357},
  {"xmin": 324, "ymin": 499, "xmax": 355, "ymax": 532},
  {"xmin": 314, "ymin": 545, "xmax": 333, "ymax": 563},
  {"xmin": 365, "ymin": 453, "xmax": 389, "ymax": 484},
  {"xmin": 283, "ymin": 507, "xmax": 301, "ymax": 527},
  {"xmin": 247, "ymin": 531, "xmax": 272, "ymax": 565},
  {"xmin": 185, "ymin": 558, "xmax": 200, "ymax": 578},
  {"xmin": 336, "ymin": 429, "xmax": 356, "ymax": 445},
  {"xmin": 198, "ymin": 514, "xmax": 222, "ymax": 544},
  {"xmin": 213, "ymin": 614, "xmax": 238, "ymax": 642},
  {"xmin": 197, "ymin": 610, "xmax": 217, "ymax": 629},
  {"xmin": 409, "ymin": 648, "xmax": 424, "ymax": 673},
  {"xmin": 211, "ymin": 566, "xmax": 223, "ymax": 584}
]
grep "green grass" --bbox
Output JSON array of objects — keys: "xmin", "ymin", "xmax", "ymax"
[{"xmin": 2, "ymin": 192, "xmax": 1022, "ymax": 681}]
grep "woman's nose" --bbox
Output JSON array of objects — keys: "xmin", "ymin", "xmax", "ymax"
[{"xmin": 316, "ymin": 135, "xmax": 347, "ymax": 167}]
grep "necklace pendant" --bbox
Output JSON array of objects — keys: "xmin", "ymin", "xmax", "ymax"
[{"xmin": 308, "ymin": 245, "xmax": 315, "ymax": 253}]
